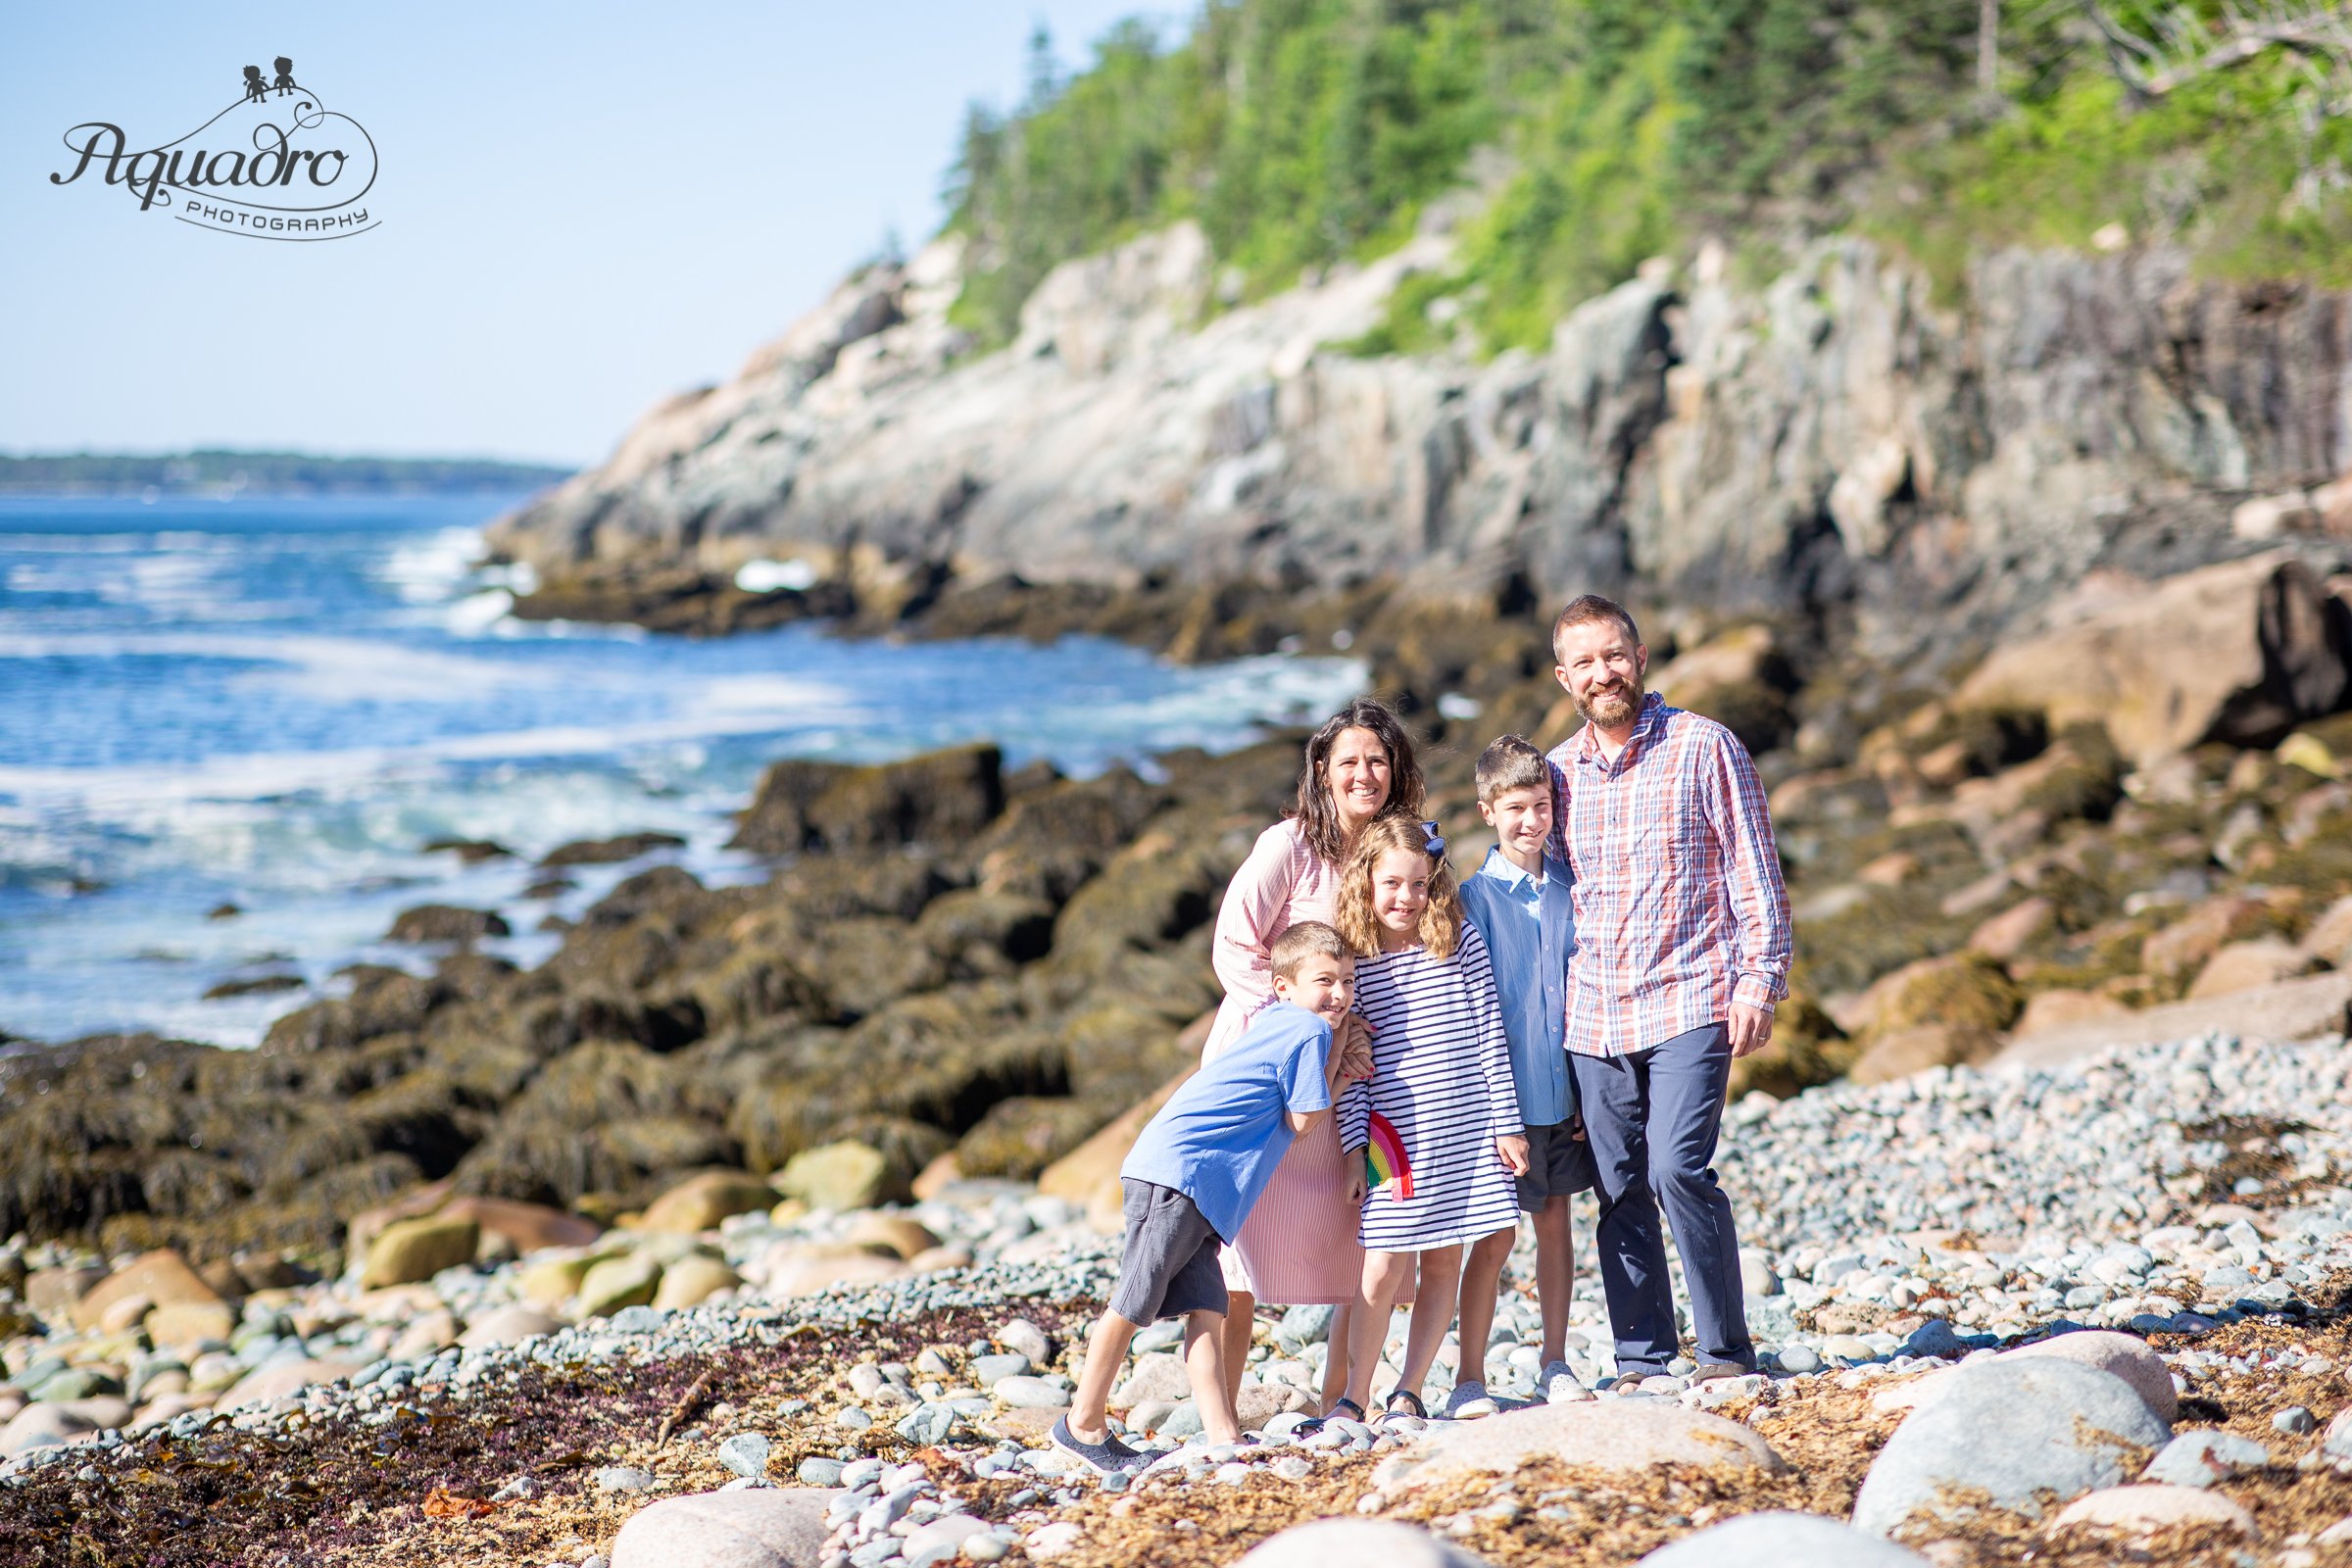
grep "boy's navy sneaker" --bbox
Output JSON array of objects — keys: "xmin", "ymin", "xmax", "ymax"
[{"xmin": 1050, "ymin": 1414, "xmax": 1144, "ymax": 1473}]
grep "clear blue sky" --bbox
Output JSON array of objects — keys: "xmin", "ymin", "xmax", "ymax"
[{"xmin": 1, "ymin": 3, "xmax": 1166, "ymax": 466}]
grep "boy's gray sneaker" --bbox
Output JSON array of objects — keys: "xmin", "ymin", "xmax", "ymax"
[
  {"xmin": 1440, "ymin": 1381, "xmax": 1497, "ymax": 1419},
  {"xmin": 1542, "ymin": 1360, "xmax": 1592, "ymax": 1403},
  {"xmin": 1050, "ymin": 1414, "xmax": 1144, "ymax": 1474}
]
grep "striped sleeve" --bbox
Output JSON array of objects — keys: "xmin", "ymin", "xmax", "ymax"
[{"xmin": 1336, "ymin": 1075, "xmax": 1369, "ymax": 1154}]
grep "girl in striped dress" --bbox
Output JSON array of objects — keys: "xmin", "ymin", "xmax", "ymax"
[{"xmin": 1332, "ymin": 815, "xmax": 1527, "ymax": 1424}]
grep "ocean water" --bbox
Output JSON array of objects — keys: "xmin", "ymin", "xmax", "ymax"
[{"xmin": 0, "ymin": 494, "xmax": 1363, "ymax": 1049}]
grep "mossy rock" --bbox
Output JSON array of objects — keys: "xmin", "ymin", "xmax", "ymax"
[
  {"xmin": 954, "ymin": 1096, "xmax": 1117, "ymax": 1180},
  {"xmin": 730, "ymin": 744, "xmax": 1005, "ymax": 855},
  {"xmin": 916, "ymin": 890, "xmax": 1057, "ymax": 975},
  {"xmin": 1725, "ymin": 998, "xmax": 1855, "ymax": 1100},
  {"xmin": 261, "ymin": 969, "xmax": 450, "ymax": 1054},
  {"xmin": 2020, "ymin": 722, "xmax": 2126, "ymax": 823},
  {"xmin": 803, "ymin": 915, "xmax": 952, "ymax": 1017},
  {"xmin": 1902, "ymin": 706, "xmax": 2047, "ymax": 776},
  {"xmin": 1874, "ymin": 953, "xmax": 2024, "ymax": 1035},
  {"xmin": 970, "ymin": 766, "xmax": 1172, "ymax": 905}
]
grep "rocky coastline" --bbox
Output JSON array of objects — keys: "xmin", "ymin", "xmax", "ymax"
[{"xmin": 14, "ymin": 196, "xmax": 2352, "ymax": 1566}]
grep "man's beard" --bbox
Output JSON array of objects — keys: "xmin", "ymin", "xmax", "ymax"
[{"xmin": 1575, "ymin": 675, "xmax": 1642, "ymax": 728}]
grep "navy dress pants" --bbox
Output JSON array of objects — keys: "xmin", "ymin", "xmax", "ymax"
[{"xmin": 1566, "ymin": 1022, "xmax": 1754, "ymax": 1374}]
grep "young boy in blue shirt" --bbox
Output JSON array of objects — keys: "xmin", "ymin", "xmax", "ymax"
[
  {"xmin": 1448, "ymin": 734, "xmax": 1591, "ymax": 1416},
  {"xmin": 1054, "ymin": 920, "xmax": 1363, "ymax": 1471}
]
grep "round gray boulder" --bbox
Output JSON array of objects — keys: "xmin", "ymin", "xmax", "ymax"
[
  {"xmin": 1234, "ymin": 1518, "xmax": 1492, "ymax": 1566},
  {"xmin": 1851, "ymin": 1357, "xmax": 2170, "ymax": 1538},
  {"xmin": 1640, "ymin": 1512, "xmax": 1931, "ymax": 1566},
  {"xmin": 612, "ymin": 1487, "xmax": 840, "ymax": 1568}
]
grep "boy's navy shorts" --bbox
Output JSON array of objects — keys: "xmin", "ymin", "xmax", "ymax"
[
  {"xmin": 1107, "ymin": 1179, "xmax": 1229, "ymax": 1324},
  {"xmin": 1517, "ymin": 1119, "xmax": 1595, "ymax": 1209}
]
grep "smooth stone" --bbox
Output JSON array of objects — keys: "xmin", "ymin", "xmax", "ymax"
[
  {"xmin": 1774, "ymin": 1345, "xmax": 1823, "ymax": 1376},
  {"xmin": 2052, "ymin": 1485, "xmax": 2259, "ymax": 1539},
  {"xmin": 2326, "ymin": 1406, "xmax": 2352, "ymax": 1460},
  {"xmin": 1233, "ymin": 1518, "xmax": 1492, "ymax": 1567},
  {"xmin": 360, "ymin": 1215, "xmax": 479, "ymax": 1290},
  {"xmin": 845, "ymin": 1214, "xmax": 941, "ymax": 1261},
  {"xmin": 457, "ymin": 1305, "xmax": 565, "ymax": 1350},
  {"xmin": 1274, "ymin": 1305, "xmax": 1337, "ymax": 1353},
  {"xmin": 2003, "ymin": 1331, "xmax": 2179, "ymax": 1423},
  {"xmin": 654, "ymin": 1256, "xmax": 744, "ymax": 1311},
  {"xmin": 518, "ymin": 1254, "xmax": 596, "ymax": 1307},
  {"xmin": 0, "ymin": 1403, "xmax": 99, "ymax": 1456},
  {"xmin": 72, "ymin": 1249, "xmax": 222, "ymax": 1334},
  {"xmin": 968, "ymin": 1353, "xmax": 1031, "ymax": 1385},
  {"xmin": 796, "ymin": 1457, "xmax": 846, "ymax": 1486},
  {"xmin": 2276, "ymin": 1405, "xmax": 2316, "ymax": 1435},
  {"xmin": 596, "ymin": 1466, "xmax": 659, "ymax": 1494},
  {"xmin": 1851, "ymin": 1358, "xmax": 2171, "ymax": 1536},
  {"xmin": 578, "ymin": 1254, "xmax": 664, "ymax": 1318},
  {"xmin": 611, "ymin": 1487, "xmax": 841, "ymax": 1568},
  {"xmin": 996, "ymin": 1319, "xmax": 1053, "ymax": 1366},
  {"xmin": 904, "ymin": 1514, "xmax": 992, "ymax": 1568},
  {"xmin": 640, "ymin": 1172, "xmax": 781, "ymax": 1235},
  {"xmin": 1109, "ymin": 1351, "xmax": 1188, "ymax": 1408},
  {"xmin": 1373, "ymin": 1398, "xmax": 1786, "ymax": 1494},
  {"xmin": 146, "ymin": 1300, "xmax": 236, "ymax": 1350},
  {"xmin": 1638, "ymin": 1511, "xmax": 1931, "ymax": 1566},
  {"xmin": 718, "ymin": 1432, "xmax": 771, "ymax": 1479},
  {"xmin": 2144, "ymin": 1429, "xmax": 2269, "ymax": 1487},
  {"xmin": 991, "ymin": 1376, "xmax": 1068, "ymax": 1410},
  {"xmin": 219, "ymin": 1357, "xmax": 360, "ymax": 1407}
]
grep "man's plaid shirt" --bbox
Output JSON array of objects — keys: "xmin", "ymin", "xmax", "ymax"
[{"xmin": 1547, "ymin": 691, "xmax": 1792, "ymax": 1057}]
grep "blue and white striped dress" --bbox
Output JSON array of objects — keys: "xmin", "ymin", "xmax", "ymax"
[{"xmin": 1338, "ymin": 923, "xmax": 1525, "ymax": 1252}]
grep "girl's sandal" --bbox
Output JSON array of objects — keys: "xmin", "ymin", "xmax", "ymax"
[
  {"xmin": 1378, "ymin": 1389, "xmax": 1428, "ymax": 1425},
  {"xmin": 1296, "ymin": 1396, "xmax": 1366, "ymax": 1434}
]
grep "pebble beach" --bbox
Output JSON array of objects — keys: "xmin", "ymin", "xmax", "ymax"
[{"xmin": 12, "ymin": 1025, "xmax": 2352, "ymax": 1566}]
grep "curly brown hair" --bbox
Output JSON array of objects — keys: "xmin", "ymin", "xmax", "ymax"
[
  {"xmin": 1289, "ymin": 698, "xmax": 1426, "ymax": 867},
  {"xmin": 1334, "ymin": 815, "xmax": 1462, "ymax": 960}
]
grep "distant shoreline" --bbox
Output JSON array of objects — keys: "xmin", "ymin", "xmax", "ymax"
[{"xmin": 0, "ymin": 449, "xmax": 573, "ymax": 498}]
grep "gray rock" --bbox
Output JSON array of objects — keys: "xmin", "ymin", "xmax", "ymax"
[
  {"xmin": 796, "ymin": 1457, "xmax": 847, "ymax": 1487},
  {"xmin": 1158, "ymin": 1401, "xmax": 1204, "ymax": 1441},
  {"xmin": 1773, "ymin": 1345, "xmax": 1823, "ymax": 1376},
  {"xmin": 904, "ymin": 1514, "xmax": 992, "ymax": 1568},
  {"xmin": 1275, "ymin": 1305, "xmax": 1337, "ymax": 1353},
  {"xmin": 2276, "ymin": 1405, "xmax": 2316, "ymax": 1435},
  {"xmin": 1899, "ymin": 1320, "xmax": 1963, "ymax": 1360},
  {"xmin": 2323, "ymin": 1406, "xmax": 2352, "ymax": 1460},
  {"xmin": 894, "ymin": 1402, "xmax": 956, "ymax": 1446},
  {"xmin": 1740, "ymin": 1250, "xmax": 1782, "ymax": 1298},
  {"xmin": 1232, "ymin": 1518, "xmax": 1491, "ymax": 1566},
  {"xmin": 967, "ymin": 1353, "xmax": 1031, "ymax": 1385},
  {"xmin": 610, "ymin": 1487, "xmax": 841, "ymax": 1568},
  {"xmin": 595, "ymin": 1466, "xmax": 658, "ymax": 1494},
  {"xmin": 1640, "ymin": 1512, "xmax": 1931, "ymax": 1566},
  {"xmin": 2144, "ymin": 1429, "xmax": 2270, "ymax": 1488},
  {"xmin": 996, "ymin": 1319, "xmax": 1052, "ymax": 1366},
  {"xmin": 717, "ymin": 1433, "xmax": 771, "ymax": 1479},
  {"xmin": 991, "ymin": 1376, "xmax": 1069, "ymax": 1410},
  {"xmin": 1374, "ymin": 1400, "xmax": 1785, "ymax": 1493},
  {"xmin": 1852, "ymin": 1358, "xmax": 2171, "ymax": 1536}
]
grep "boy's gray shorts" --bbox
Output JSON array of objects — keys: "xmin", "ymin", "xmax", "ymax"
[
  {"xmin": 1107, "ymin": 1179, "xmax": 1230, "ymax": 1325},
  {"xmin": 1517, "ymin": 1119, "xmax": 1595, "ymax": 1210}
]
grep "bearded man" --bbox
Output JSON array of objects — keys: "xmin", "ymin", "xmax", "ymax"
[{"xmin": 1545, "ymin": 594, "xmax": 1792, "ymax": 1383}]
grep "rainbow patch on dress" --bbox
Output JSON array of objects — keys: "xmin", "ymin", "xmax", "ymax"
[{"xmin": 1363, "ymin": 1111, "xmax": 1414, "ymax": 1200}]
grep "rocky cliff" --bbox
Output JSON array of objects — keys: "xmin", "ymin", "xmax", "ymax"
[{"xmin": 488, "ymin": 218, "xmax": 2352, "ymax": 658}]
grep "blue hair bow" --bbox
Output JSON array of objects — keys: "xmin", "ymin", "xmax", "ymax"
[{"xmin": 1421, "ymin": 820, "xmax": 1446, "ymax": 858}]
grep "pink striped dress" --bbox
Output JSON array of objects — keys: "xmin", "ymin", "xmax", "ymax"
[{"xmin": 1201, "ymin": 819, "xmax": 1367, "ymax": 1303}]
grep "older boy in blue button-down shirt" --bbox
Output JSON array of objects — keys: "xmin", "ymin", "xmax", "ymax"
[{"xmin": 1449, "ymin": 734, "xmax": 1592, "ymax": 1416}]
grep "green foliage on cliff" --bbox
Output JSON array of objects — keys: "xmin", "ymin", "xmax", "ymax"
[{"xmin": 944, "ymin": 0, "xmax": 2352, "ymax": 352}]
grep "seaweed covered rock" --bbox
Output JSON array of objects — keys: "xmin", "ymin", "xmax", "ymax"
[{"xmin": 729, "ymin": 744, "xmax": 1004, "ymax": 854}]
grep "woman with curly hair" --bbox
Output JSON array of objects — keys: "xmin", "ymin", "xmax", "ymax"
[{"xmin": 1199, "ymin": 697, "xmax": 1423, "ymax": 1410}]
